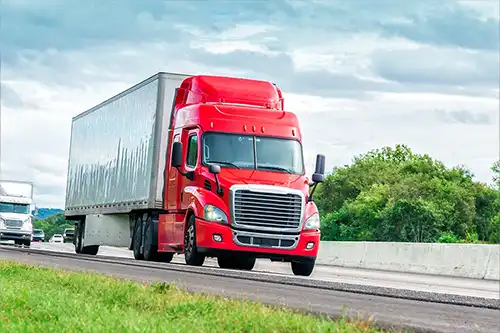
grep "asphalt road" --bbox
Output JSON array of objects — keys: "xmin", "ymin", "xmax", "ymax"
[
  {"xmin": 1, "ymin": 246, "xmax": 499, "ymax": 333},
  {"xmin": 24, "ymin": 241, "xmax": 500, "ymax": 299}
]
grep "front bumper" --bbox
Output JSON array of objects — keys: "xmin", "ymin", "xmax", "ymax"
[
  {"xmin": 0, "ymin": 229, "xmax": 32, "ymax": 241},
  {"xmin": 195, "ymin": 218, "xmax": 320, "ymax": 262}
]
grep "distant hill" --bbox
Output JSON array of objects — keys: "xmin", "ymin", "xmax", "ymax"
[{"xmin": 32, "ymin": 208, "xmax": 64, "ymax": 220}]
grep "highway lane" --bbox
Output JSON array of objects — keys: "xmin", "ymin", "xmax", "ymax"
[
  {"xmin": 1, "ymin": 246, "xmax": 499, "ymax": 333},
  {"xmin": 21, "ymin": 241, "xmax": 500, "ymax": 299}
]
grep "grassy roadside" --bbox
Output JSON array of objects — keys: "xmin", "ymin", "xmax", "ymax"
[{"xmin": 0, "ymin": 261, "xmax": 397, "ymax": 333}]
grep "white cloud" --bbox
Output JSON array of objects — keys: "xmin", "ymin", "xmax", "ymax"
[{"xmin": 458, "ymin": 0, "xmax": 500, "ymax": 20}]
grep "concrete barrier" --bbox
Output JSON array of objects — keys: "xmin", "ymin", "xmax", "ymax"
[{"xmin": 316, "ymin": 241, "xmax": 500, "ymax": 280}]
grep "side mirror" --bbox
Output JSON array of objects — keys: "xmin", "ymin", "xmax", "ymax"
[
  {"xmin": 312, "ymin": 173, "xmax": 324, "ymax": 183},
  {"xmin": 208, "ymin": 164, "xmax": 221, "ymax": 174},
  {"xmin": 34, "ymin": 206, "xmax": 39, "ymax": 216},
  {"xmin": 308, "ymin": 154, "xmax": 326, "ymax": 202},
  {"xmin": 314, "ymin": 154, "xmax": 326, "ymax": 175},
  {"xmin": 172, "ymin": 142, "xmax": 182, "ymax": 167},
  {"xmin": 208, "ymin": 164, "xmax": 223, "ymax": 196}
]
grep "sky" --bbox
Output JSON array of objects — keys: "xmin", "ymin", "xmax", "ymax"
[{"xmin": 1, "ymin": 0, "xmax": 499, "ymax": 208}]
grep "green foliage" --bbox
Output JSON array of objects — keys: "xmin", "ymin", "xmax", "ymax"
[
  {"xmin": 317, "ymin": 144, "xmax": 500, "ymax": 244},
  {"xmin": 33, "ymin": 213, "xmax": 73, "ymax": 240}
]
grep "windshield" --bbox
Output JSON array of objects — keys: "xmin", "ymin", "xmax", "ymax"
[
  {"xmin": 33, "ymin": 229, "xmax": 44, "ymax": 235},
  {"xmin": 0, "ymin": 202, "xmax": 30, "ymax": 214},
  {"xmin": 203, "ymin": 132, "xmax": 304, "ymax": 174}
]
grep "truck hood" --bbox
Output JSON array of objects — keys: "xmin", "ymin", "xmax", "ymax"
[
  {"xmin": 0, "ymin": 212, "xmax": 31, "ymax": 221},
  {"xmin": 217, "ymin": 169, "xmax": 307, "ymax": 189}
]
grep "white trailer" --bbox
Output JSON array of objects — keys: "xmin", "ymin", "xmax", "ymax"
[
  {"xmin": 0, "ymin": 180, "xmax": 35, "ymax": 247},
  {"xmin": 64, "ymin": 72, "xmax": 191, "ymax": 255}
]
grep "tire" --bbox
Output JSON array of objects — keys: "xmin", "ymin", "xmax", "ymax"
[
  {"xmin": 184, "ymin": 215, "xmax": 205, "ymax": 266},
  {"xmin": 23, "ymin": 240, "xmax": 31, "ymax": 248},
  {"xmin": 81, "ymin": 245, "xmax": 99, "ymax": 255},
  {"xmin": 143, "ymin": 216, "xmax": 157, "ymax": 261},
  {"xmin": 291, "ymin": 260, "xmax": 315, "ymax": 277},
  {"xmin": 75, "ymin": 223, "xmax": 83, "ymax": 254},
  {"xmin": 132, "ymin": 216, "xmax": 144, "ymax": 260}
]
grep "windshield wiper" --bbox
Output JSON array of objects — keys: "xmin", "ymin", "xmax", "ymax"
[
  {"xmin": 208, "ymin": 161, "xmax": 240, "ymax": 169},
  {"xmin": 257, "ymin": 166, "xmax": 292, "ymax": 174}
]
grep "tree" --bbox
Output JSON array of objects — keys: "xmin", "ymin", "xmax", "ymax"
[
  {"xmin": 492, "ymin": 160, "xmax": 500, "ymax": 189},
  {"xmin": 317, "ymin": 144, "xmax": 500, "ymax": 244}
]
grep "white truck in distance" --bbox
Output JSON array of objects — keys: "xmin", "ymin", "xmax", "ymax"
[{"xmin": 0, "ymin": 180, "xmax": 36, "ymax": 247}]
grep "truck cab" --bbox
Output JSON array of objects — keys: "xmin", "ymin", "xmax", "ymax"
[
  {"xmin": 0, "ymin": 180, "xmax": 36, "ymax": 247},
  {"xmin": 164, "ymin": 75, "xmax": 325, "ymax": 275}
]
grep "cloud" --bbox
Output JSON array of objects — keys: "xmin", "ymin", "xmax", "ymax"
[
  {"xmin": 371, "ymin": 46, "xmax": 500, "ymax": 87},
  {"xmin": 1, "ymin": 0, "xmax": 499, "ymax": 207}
]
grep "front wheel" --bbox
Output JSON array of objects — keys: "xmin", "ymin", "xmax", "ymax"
[
  {"xmin": 291, "ymin": 260, "xmax": 315, "ymax": 277},
  {"xmin": 184, "ymin": 215, "xmax": 205, "ymax": 266}
]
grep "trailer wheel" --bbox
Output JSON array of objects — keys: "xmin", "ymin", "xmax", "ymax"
[
  {"xmin": 143, "ymin": 217, "xmax": 158, "ymax": 261},
  {"xmin": 291, "ymin": 260, "xmax": 315, "ymax": 277},
  {"xmin": 75, "ymin": 222, "xmax": 83, "ymax": 254},
  {"xmin": 184, "ymin": 215, "xmax": 205, "ymax": 266},
  {"xmin": 132, "ymin": 216, "xmax": 144, "ymax": 260}
]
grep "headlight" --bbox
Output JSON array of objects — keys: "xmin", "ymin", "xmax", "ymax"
[
  {"xmin": 0, "ymin": 218, "xmax": 5, "ymax": 229},
  {"xmin": 204, "ymin": 205, "xmax": 228, "ymax": 223},
  {"xmin": 21, "ymin": 219, "xmax": 33, "ymax": 232},
  {"xmin": 303, "ymin": 213, "xmax": 320, "ymax": 230}
]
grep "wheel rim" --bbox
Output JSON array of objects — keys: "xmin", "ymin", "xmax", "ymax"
[{"xmin": 185, "ymin": 225, "xmax": 194, "ymax": 258}]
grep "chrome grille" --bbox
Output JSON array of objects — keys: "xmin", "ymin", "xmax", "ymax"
[
  {"xmin": 5, "ymin": 219, "xmax": 23, "ymax": 229},
  {"xmin": 231, "ymin": 186, "xmax": 303, "ymax": 232}
]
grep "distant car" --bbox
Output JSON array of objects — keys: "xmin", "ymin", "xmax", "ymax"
[
  {"xmin": 49, "ymin": 234, "xmax": 64, "ymax": 243},
  {"xmin": 32, "ymin": 229, "xmax": 45, "ymax": 242},
  {"xmin": 63, "ymin": 228, "xmax": 75, "ymax": 243}
]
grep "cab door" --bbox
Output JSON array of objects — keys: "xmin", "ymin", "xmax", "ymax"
[
  {"xmin": 160, "ymin": 132, "xmax": 182, "ymax": 247},
  {"xmin": 174, "ymin": 128, "xmax": 200, "ymax": 243}
]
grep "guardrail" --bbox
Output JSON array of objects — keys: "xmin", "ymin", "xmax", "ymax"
[{"xmin": 316, "ymin": 241, "xmax": 500, "ymax": 280}]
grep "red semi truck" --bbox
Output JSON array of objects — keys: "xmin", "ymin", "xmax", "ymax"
[{"xmin": 64, "ymin": 72, "xmax": 325, "ymax": 276}]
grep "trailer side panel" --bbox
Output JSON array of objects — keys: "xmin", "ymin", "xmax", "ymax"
[{"xmin": 65, "ymin": 77, "xmax": 160, "ymax": 214}]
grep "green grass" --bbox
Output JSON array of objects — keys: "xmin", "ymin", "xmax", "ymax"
[{"xmin": 0, "ymin": 260, "xmax": 396, "ymax": 333}]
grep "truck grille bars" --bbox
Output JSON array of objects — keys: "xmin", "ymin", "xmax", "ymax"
[{"xmin": 230, "ymin": 185, "xmax": 304, "ymax": 234}]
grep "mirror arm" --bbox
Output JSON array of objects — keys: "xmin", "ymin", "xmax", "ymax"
[
  {"xmin": 175, "ymin": 166, "xmax": 194, "ymax": 181},
  {"xmin": 213, "ymin": 173, "xmax": 223, "ymax": 196},
  {"xmin": 308, "ymin": 182, "xmax": 319, "ymax": 202}
]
